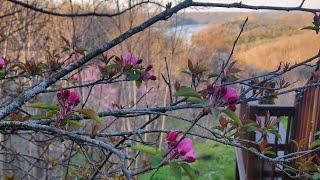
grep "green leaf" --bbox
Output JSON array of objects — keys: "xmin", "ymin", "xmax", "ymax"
[
  {"xmin": 77, "ymin": 108, "xmax": 102, "ymax": 123},
  {"xmin": 68, "ymin": 120, "xmax": 82, "ymax": 129},
  {"xmin": 274, "ymin": 132, "xmax": 282, "ymax": 140},
  {"xmin": 267, "ymin": 93, "xmax": 277, "ymax": 102},
  {"xmin": 263, "ymin": 150, "xmax": 276, "ymax": 157},
  {"xmin": 197, "ymin": 99, "xmax": 210, "ymax": 107},
  {"xmin": 101, "ymin": 63, "xmax": 120, "ymax": 77},
  {"xmin": 131, "ymin": 145, "xmax": 158, "ymax": 156},
  {"xmin": 228, "ymin": 74, "xmax": 239, "ymax": 82},
  {"xmin": 169, "ymin": 162, "xmax": 182, "ymax": 180},
  {"xmin": 302, "ymin": 25, "xmax": 317, "ymax": 31},
  {"xmin": 267, "ymin": 125, "xmax": 277, "ymax": 131},
  {"xmin": 246, "ymin": 124, "xmax": 258, "ymax": 133},
  {"xmin": 75, "ymin": 48, "xmax": 88, "ymax": 53},
  {"xmin": 151, "ymin": 155, "xmax": 163, "ymax": 168},
  {"xmin": 315, "ymin": 131, "xmax": 320, "ymax": 137},
  {"xmin": 180, "ymin": 163, "xmax": 196, "ymax": 180},
  {"xmin": 310, "ymin": 139, "xmax": 320, "ymax": 149},
  {"xmin": 135, "ymin": 80, "xmax": 142, "ymax": 88},
  {"xmin": 126, "ymin": 69, "xmax": 140, "ymax": 81},
  {"xmin": 187, "ymin": 97, "xmax": 202, "ymax": 103},
  {"xmin": 173, "ymin": 87, "xmax": 200, "ymax": 98},
  {"xmin": 0, "ymin": 71, "xmax": 5, "ymax": 78},
  {"xmin": 206, "ymin": 72, "xmax": 219, "ymax": 78},
  {"xmin": 213, "ymin": 125, "xmax": 223, "ymax": 131},
  {"xmin": 314, "ymin": 20, "xmax": 320, "ymax": 27},
  {"xmin": 266, "ymin": 125, "xmax": 282, "ymax": 140},
  {"xmin": 279, "ymin": 116, "xmax": 288, "ymax": 131},
  {"xmin": 244, "ymin": 122, "xmax": 257, "ymax": 127},
  {"xmin": 61, "ymin": 46, "xmax": 70, "ymax": 52},
  {"xmin": 210, "ymin": 108, "xmax": 219, "ymax": 121},
  {"xmin": 312, "ymin": 172, "xmax": 320, "ymax": 180},
  {"xmin": 222, "ymin": 109, "xmax": 241, "ymax": 125},
  {"xmin": 26, "ymin": 103, "xmax": 59, "ymax": 111},
  {"xmin": 45, "ymin": 110, "xmax": 56, "ymax": 118},
  {"xmin": 283, "ymin": 168, "xmax": 296, "ymax": 175}
]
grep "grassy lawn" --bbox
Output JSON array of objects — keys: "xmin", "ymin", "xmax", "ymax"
[{"xmin": 139, "ymin": 142, "xmax": 236, "ymax": 180}]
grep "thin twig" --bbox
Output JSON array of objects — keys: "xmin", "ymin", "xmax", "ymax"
[{"xmin": 213, "ymin": 17, "xmax": 248, "ymax": 85}]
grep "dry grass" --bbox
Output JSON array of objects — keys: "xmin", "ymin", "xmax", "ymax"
[
  {"xmin": 236, "ymin": 31, "xmax": 320, "ymax": 71},
  {"xmin": 191, "ymin": 12, "xmax": 319, "ymax": 71}
]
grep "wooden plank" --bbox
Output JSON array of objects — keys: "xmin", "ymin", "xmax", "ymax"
[
  {"xmin": 249, "ymin": 105, "xmax": 295, "ymax": 116},
  {"xmin": 299, "ymin": 89, "xmax": 308, "ymax": 149},
  {"xmin": 311, "ymin": 87, "xmax": 320, "ymax": 143},
  {"xmin": 316, "ymin": 87, "xmax": 320, "ymax": 133},
  {"xmin": 236, "ymin": 148, "xmax": 247, "ymax": 180}
]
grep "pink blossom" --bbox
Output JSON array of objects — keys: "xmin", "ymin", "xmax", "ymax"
[
  {"xmin": 177, "ymin": 138, "xmax": 193, "ymax": 156},
  {"xmin": 0, "ymin": 57, "xmax": 6, "ymax": 69},
  {"xmin": 206, "ymin": 84, "xmax": 217, "ymax": 95},
  {"xmin": 181, "ymin": 150, "xmax": 196, "ymax": 163},
  {"xmin": 222, "ymin": 87, "xmax": 239, "ymax": 101},
  {"xmin": 146, "ymin": 65, "xmax": 153, "ymax": 71},
  {"xmin": 228, "ymin": 103, "xmax": 237, "ymax": 111},
  {"xmin": 167, "ymin": 131, "xmax": 180, "ymax": 149},
  {"xmin": 56, "ymin": 90, "xmax": 80, "ymax": 127},
  {"xmin": 165, "ymin": 132, "xmax": 197, "ymax": 163},
  {"xmin": 141, "ymin": 65, "xmax": 156, "ymax": 82},
  {"xmin": 167, "ymin": 131, "xmax": 179, "ymax": 142},
  {"xmin": 221, "ymin": 87, "xmax": 239, "ymax": 111},
  {"xmin": 218, "ymin": 87, "xmax": 227, "ymax": 96},
  {"xmin": 142, "ymin": 71, "xmax": 151, "ymax": 82},
  {"xmin": 206, "ymin": 85, "xmax": 227, "ymax": 96},
  {"xmin": 68, "ymin": 91, "xmax": 80, "ymax": 106},
  {"xmin": 70, "ymin": 74, "xmax": 79, "ymax": 82},
  {"xmin": 57, "ymin": 90, "xmax": 70, "ymax": 102},
  {"xmin": 206, "ymin": 85, "xmax": 239, "ymax": 111},
  {"xmin": 122, "ymin": 52, "xmax": 138, "ymax": 65},
  {"xmin": 142, "ymin": 71, "xmax": 155, "ymax": 82}
]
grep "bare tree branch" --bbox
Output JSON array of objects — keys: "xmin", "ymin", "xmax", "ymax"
[
  {"xmin": 190, "ymin": 1, "xmax": 320, "ymax": 13},
  {"xmin": 0, "ymin": 120, "xmax": 131, "ymax": 178},
  {"xmin": 7, "ymin": 0, "xmax": 165, "ymax": 17},
  {"xmin": 0, "ymin": 10, "xmax": 21, "ymax": 19}
]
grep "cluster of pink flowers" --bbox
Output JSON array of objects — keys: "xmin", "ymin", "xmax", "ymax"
[
  {"xmin": 206, "ymin": 85, "xmax": 239, "ymax": 111},
  {"xmin": 56, "ymin": 90, "xmax": 80, "ymax": 126},
  {"xmin": 166, "ymin": 131, "xmax": 196, "ymax": 163},
  {"xmin": 0, "ymin": 57, "xmax": 6, "ymax": 70},
  {"xmin": 122, "ymin": 52, "xmax": 156, "ymax": 82},
  {"xmin": 122, "ymin": 52, "xmax": 142, "ymax": 66},
  {"xmin": 141, "ymin": 65, "xmax": 156, "ymax": 82}
]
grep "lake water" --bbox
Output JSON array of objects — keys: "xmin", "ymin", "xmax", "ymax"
[{"xmin": 167, "ymin": 24, "xmax": 209, "ymax": 43}]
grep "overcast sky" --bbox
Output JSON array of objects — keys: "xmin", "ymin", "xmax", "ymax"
[
  {"xmin": 212, "ymin": 0, "xmax": 318, "ymax": 7},
  {"xmin": 187, "ymin": 0, "xmax": 319, "ymax": 11},
  {"xmin": 72, "ymin": 0, "xmax": 319, "ymax": 11}
]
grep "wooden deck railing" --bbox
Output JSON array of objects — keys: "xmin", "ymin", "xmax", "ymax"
[
  {"xmin": 236, "ymin": 81, "xmax": 320, "ymax": 179},
  {"xmin": 290, "ymin": 85, "xmax": 320, "ymax": 154},
  {"xmin": 237, "ymin": 104, "xmax": 295, "ymax": 180}
]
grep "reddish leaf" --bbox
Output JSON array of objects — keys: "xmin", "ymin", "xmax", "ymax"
[
  {"xmin": 219, "ymin": 116, "xmax": 230, "ymax": 129},
  {"xmin": 3, "ymin": 173, "xmax": 14, "ymax": 180},
  {"xmin": 90, "ymin": 124, "xmax": 100, "ymax": 139},
  {"xmin": 174, "ymin": 81, "xmax": 181, "ymax": 91},
  {"xmin": 258, "ymin": 139, "xmax": 268, "ymax": 152},
  {"xmin": 188, "ymin": 59, "xmax": 194, "ymax": 72}
]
